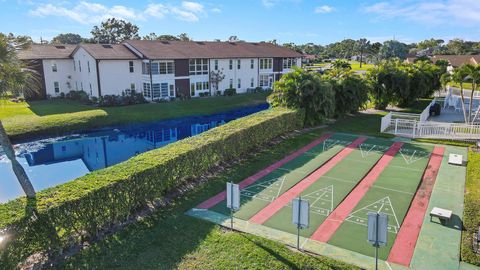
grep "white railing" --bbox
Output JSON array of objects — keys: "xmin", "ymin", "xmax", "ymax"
[{"xmin": 381, "ymin": 118, "xmax": 480, "ymax": 140}]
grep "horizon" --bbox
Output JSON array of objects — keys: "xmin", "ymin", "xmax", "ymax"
[{"xmin": 1, "ymin": 0, "xmax": 480, "ymax": 45}]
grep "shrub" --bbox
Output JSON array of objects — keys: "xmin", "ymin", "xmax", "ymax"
[
  {"xmin": 199, "ymin": 92, "xmax": 211, "ymax": 97},
  {"xmin": 66, "ymin": 90, "xmax": 91, "ymax": 104},
  {"xmin": 0, "ymin": 108, "xmax": 304, "ymax": 268},
  {"xmin": 328, "ymin": 74, "xmax": 370, "ymax": 117},
  {"xmin": 224, "ymin": 88, "xmax": 237, "ymax": 96},
  {"xmin": 98, "ymin": 91, "xmax": 147, "ymax": 107},
  {"xmin": 461, "ymin": 151, "xmax": 480, "ymax": 266},
  {"xmin": 268, "ymin": 67, "xmax": 335, "ymax": 126}
]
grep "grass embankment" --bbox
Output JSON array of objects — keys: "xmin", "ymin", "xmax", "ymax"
[
  {"xmin": 59, "ymin": 124, "xmax": 358, "ymax": 270},
  {"xmin": 0, "ymin": 93, "xmax": 268, "ymax": 142},
  {"xmin": 349, "ymin": 61, "xmax": 374, "ymax": 71},
  {"xmin": 461, "ymin": 150, "xmax": 480, "ymax": 266}
]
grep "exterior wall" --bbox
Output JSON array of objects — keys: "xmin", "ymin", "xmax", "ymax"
[
  {"xmin": 72, "ymin": 47, "xmax": 99, "ymax": 97},
  {"xmin": 98, "ymin": 60, "xmax": 142, "ymax": 96},
  {"xmin": 42, "ymin": 59, "xmax": 74, "ymax": 97},
  {"xmin": 211, "ymin": 58, "xmax": 259, "ymax": 94}
]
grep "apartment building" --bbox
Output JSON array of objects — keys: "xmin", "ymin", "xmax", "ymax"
[{"xmin": 18, "ymin": 40, "xmax": 303, "ymax": 100}]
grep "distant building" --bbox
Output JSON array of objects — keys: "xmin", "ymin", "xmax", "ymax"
[
  {"xmin": 302, "ymin": 54, "xmax": 318, "ymax": 63},
  {"xmin": 431, "ymin": 55, "xmax": 480, "ymax": 72},
  {"xmin": 17, "ymin": 41, "xmax": 303, "ymax": 100}
]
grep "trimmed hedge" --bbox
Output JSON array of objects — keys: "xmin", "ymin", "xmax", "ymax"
[
  {"xmin": 0, "ymin": 108, "xmax": 303, "ymax": 268},
  {"xmin": 461, "ymin": 150, "xmax": 480, "ymax": 266}
]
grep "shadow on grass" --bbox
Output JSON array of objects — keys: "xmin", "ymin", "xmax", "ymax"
[
  {"xmin": 243, "ymin": 234, "xmax": 300, "ymax": 269},
  {"xmin": 27, "ymin": 100, "xmax": 99, "ymax": 116}
]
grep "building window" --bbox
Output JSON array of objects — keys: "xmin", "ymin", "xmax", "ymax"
[
  {"xmin": 251, "ymin": 78, "xmax": 254, "ymax": 87},
  {"xmin": 169, "ymin": 84, "xmax": 174, "ymax": 96},
  {"xmin": 73, "ymin": 61, "xmax": 76, "ymax": 71},
  {"xmin": 129, "ymin": 61, "xmax": 134, "ymax": 73},
  {"xmin": 75, "ymin": 81, "xmax": 78, "ymax": 90},
  {"xmin": 152, "ymin": 83, "xmax": 161, "ymax": 98},
  {"xmin": 260, "ymin": 74, "xmax": 269, "ymax": 87},
  {"xmin": 203, "ymin": 81, "xmax": 209, "ymax": 90},
  {"xmin": 87, "ymin": 61, "xmax": 91, "ymax": 73},
  {"xmin": 237, "ymin": 59, "xmax": 241, "ymax": 69},
  {"xmin": 52, "ymin": 62, "xmax": 57, "ymax": 72},
  {"xmin": 196, "ymin": 82, "xmax": 203, "ymax": 91},
  {"xmin": 237, "ymin": 78, "xmax": 241, "ymax": 88},
  {"xmin": 143, "ymin": 83, "xmax": 151, "ymax": 98},
  {"xmin": 189, "ymin": 59, "xmax": 208, "ymax": 75},
  {"xmin": 151, "ymin": 62, "xmax": 159, "ymax": 75},
  {"xmin": 283, "ymin": 58, "xmax": 296, "ymax": 69},
  {"xmin": 229, "ymin": 59, "xmax": 233, "ymax": 70},
  {"xmin": 214, "ymin": 59, "xmax": 218, "ymax": 70},
  {"xmin": 191, "ymin": 83, "xmax": 195, "ymax": 96},
  {"xmin": 80, "ymin": 82, "xmax": 83, "ymax": 91},
  {"xmin": 54, "ymin": 81, "xmax": 60, "ymax": 93},
  {"xmin": 251, "ymin": 59, "xmax": 254, "ymax": 69},
  {"xmin": 161, "ymin": 83, "xmax": 168, "ymax": 97},
  {"xmin": 78, "ymin": 60, "xmax": 82, "ymax": 72},
  {"xmin": 142, "ymin": 62, "xmax": 151, "ymax": 75},
  {"xmin": 89, "ymin": 83, "xmax": 92, "ymax": 95},
  {"xmin": 259, "ymin": 58, "xmax": 273, "ymax": 69},
  {"xmin": 229, "ymin": 78, "xmax": 233, "ymax": 88},
  {"xmin": 130, "ymin": 83, "xmax": 136, "ymax": 92}
]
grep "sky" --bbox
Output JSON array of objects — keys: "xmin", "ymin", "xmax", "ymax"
[{"xmin": 1, "ymin": 0, "xmax": 480, "ymax": 45}]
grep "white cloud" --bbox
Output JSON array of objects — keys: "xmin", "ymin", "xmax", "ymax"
[
  {"xmin": 144, "ymin": 3, "xmax": 168, "ymax": 19},
  {"xmin": 29, "ymin": 1, "xmax": 209, "ymax": 24},
  {"xmin": 211, "ymin": 7, "xmax": 222, "ymax": 13},
  {"xmin": 314, "ymin": 5, "xmax": 334, "ymax": 14},
  {"xmin": 261, "ymin": 0, "xmax": 300, "ymax": 8},
  {"xmin": 363, "ymin": 0, "xmax": 480, "ymax": 26}
]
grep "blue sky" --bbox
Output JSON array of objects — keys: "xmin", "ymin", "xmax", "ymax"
[{"xmin": 1, "ymin": 0, "xmax": 480, "ymax": 44}]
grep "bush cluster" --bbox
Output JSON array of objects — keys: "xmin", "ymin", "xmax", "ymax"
[
  {"xmin": 98, "ymin": 90, "xmax": 147, "ymax": 107},
  {"xmin": 64, "ymin": 90, "xmax": 91, "ymax": 104},
  {"xmin": 224, "ymin": 88, "xmax": 237, "ymax": 96},
  {"xmin": 0, "ymin": 108, "xmax": 304, "ymax": 268}
]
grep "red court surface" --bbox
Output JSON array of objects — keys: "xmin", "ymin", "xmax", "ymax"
[
  {"xmin": 249, "ymin": 137, "xmax": 368, "ymax": 225},
  {"xmin": 196, "ymin": 133, "xmax": 332, "ymax": 209},
  {"xmin": 387, "ymin": 146, "xmax": 445, "ymax": 266},
  {"xmin": 310, "ymin": 141, "xmax": 404, "ymax": 242}
]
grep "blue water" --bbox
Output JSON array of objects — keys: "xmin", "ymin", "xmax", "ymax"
[{"xmin": 0, "ymin": 104, "xmax": 269, "ymax": 203}]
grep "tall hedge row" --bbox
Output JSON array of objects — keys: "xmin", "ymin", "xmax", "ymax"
[
  {"xmin": 461, "ymin": 151, "xmax": 480, "ymax": 266},
  {"xmin": 0, "ymin": 108, "xmax": 304, "ymax": 268}
]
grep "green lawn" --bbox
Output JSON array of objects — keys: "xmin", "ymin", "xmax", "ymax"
[
  {"xmin": 0, "ymin": 93, "xmax": 268, "ymax": 142},
  {"xmin": 349, "ymin": 61, "xmax": 374, "ymax": 71},
  {"xmin": 58, "ymin": 125, "xmax": 359, "ymax": 270},
  {"xmin": 449, "ymin": 82, "xmax": 474, "ymax": 90}
]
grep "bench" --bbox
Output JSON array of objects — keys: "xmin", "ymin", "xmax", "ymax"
[{"xmin": 430, "ymin": 207, "xmax": 452, "ymax": 225}]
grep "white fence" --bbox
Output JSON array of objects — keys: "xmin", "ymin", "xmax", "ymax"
[{"xmin": 380, "ymin": 97, "xmax": 480, "ymax": 140}]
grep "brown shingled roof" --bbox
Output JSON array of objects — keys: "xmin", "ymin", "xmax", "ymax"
[
  {"xmin": 17, "ymin": 44, "xmax": 76, "ymax": 60},
  {"xmin": 432, "ymin": 55, "xmax": 479, "ymax": 67},
  {"xmin": 124, "ymin": 40, "xmax": 303, "ymax": 59},
  {"xmin": 77, "ymin": 44, "xmax": 139, "ymax": 60}
]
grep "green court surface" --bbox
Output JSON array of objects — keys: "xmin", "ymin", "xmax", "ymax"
[
  {"xmin": 328, "ymin": 143, "xmax": 434, "ymax": 260},
  {"xmin": 262, "ymin": 138, "xmax": 394, "ymax": 237},
  {"xmin": 209, "ymin": 133, "xmax": 358, "ymax": 220}
]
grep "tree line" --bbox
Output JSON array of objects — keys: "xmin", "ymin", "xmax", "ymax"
[{"xmin": 269, "ymin": 59, "xmax": 447, "ymax": 125}]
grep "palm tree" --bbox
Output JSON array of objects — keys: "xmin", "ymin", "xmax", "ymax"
[
  {"xmin": 440, "ymin": 73, "xmax": 451, "ymax": 94},
  {"xmin": 462, "ymin": 64, "xmax": 480, "ymax": 123},
  {"xmin": 0, "ymin": 33, "xmax": 37, "ymax": 197},
  {"xmin": 451, "ymin": 66, "xmax": 470, "ymax": 124}
]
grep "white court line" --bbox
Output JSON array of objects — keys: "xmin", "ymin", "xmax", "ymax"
[
  {"xmin": 371, "ymin": 185, "xmax": 415, "ymax": 196},
  {"xmin": 275, "ymin": 176, "xmax": 287, "ymax": 199}
]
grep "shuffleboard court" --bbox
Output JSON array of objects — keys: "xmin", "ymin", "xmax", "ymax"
[
  {"xmin": 209, "ymin": 133, "xmax": 358, "ymax": 220},
  {"xmin": 261, "ymin": 138, "xmax": 394, "ymax": 237},
  {"xmin": 327, "ymin": 143, "xmax": 434, "ymax": 260}
]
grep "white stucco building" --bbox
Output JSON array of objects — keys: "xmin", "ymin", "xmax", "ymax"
[{"xmin": 18, "ymin": 40, "xmax": 303, "ymax": 100}]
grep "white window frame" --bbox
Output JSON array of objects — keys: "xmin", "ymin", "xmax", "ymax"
[
  {"xmin": 237, "ymin": 59, "xmax": 241, "ymax": 69},
  {"xmin": 259, "ymin": 58, "xmax": 273, "ymax": 69},
  {"xmin": 129, "ymin": 61, "xmax": 134, "ymax": 73},
  {"xmin": 189, "ymin": 59, "xmax": 208, "ymax": 75},
  {"xmin": 229, "ymin": 59, "xmax": 233, "ymax": 70},
  {"xmin": 250, "ymin": 59, "xmax": 254, "ymax": 69},
  {"xmin": 237, "ymin": 78, "xmax": 241, "ymax": 88},
  {"xmin": 251, "ymin": 78, "xmax": 254, "ymax": 87},
  {"xmin": 214, "ymin": 59, "xmax": 218, "ymax": 71},
  {"xmin": 52, "ymin": 62, "xmax": 57, "ymax": 72},
  {"xmin": 54, "ymin": 81, "xmax": 60, "ymax": 93},
  {"xmin": 143, "ymin": 82, "xmax": 151, "ymax": 98}
]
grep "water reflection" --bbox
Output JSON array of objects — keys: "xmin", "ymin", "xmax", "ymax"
[{"xmin": 0, "ymin": 104, "xmax": 268, "ymax": 203}]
